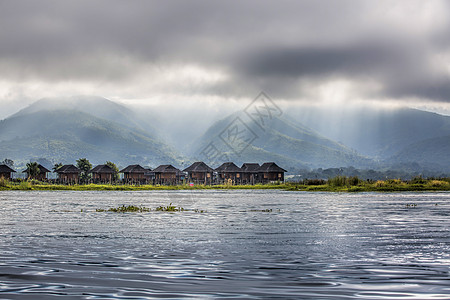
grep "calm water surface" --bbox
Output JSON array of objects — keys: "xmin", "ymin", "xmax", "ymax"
[{"xmin": 0, "ymin": 190, "xmax": 449, "ymax": 299}]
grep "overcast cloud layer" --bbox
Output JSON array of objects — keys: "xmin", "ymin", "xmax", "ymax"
[{"xmin": 1, "ymin": 0, "xmax": 450, "ymax": 117}]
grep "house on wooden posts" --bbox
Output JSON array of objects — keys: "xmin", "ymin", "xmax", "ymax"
[
  {"xmin": 183, "ymin": 162, "xmax": 214, "ymax": 185},
  {"xmin": 0, "ymin": 164, "xmax": 16, "ymax": 179},
  {"xmin": 55, "ymin": 164, "xmax": 81, "ymax": 183},
  {"xmin": 90, "ymin": 164, "xmax": 116, "ymax": 183},
  {"xmin": 120, "ymin": 164, "xmax": 147, "ymax": 183},
  {"xmin": 258, "ymin": 162, "xmax": 287, "ymax": 183},
  {"xmin": 241, "ymin": 163, "xmax": 260, "ymax": 185},
  {"xmin": 23, "ymin": 164, "xmax": 51, "ymax": 181},
  {"xmin": 144, "ymin": 168, "xmax": 154, "ymax": 182},
  {"xmin": 215, "ymin": 162, "xmax": 242, "ymax": 184},
  {"xmin": 152, "ymin": 165, "xmax": 184, "ymax": 185}
]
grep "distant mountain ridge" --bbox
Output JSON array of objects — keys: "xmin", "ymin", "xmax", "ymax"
[
  {"xmin": 189, "ymin": 113, "xmax": 372, "ymax": 169},
  {"xmin": 11, "ymin": 96, "xmax": 159, "ymax": 135},
  {"xmin": 0, "ymin": 96, "xmax": 182, "ymax": 167},
  {"xmin": 1, "ymin": 96, "xmax": 449, "ymax": 174},
  {"xmin": 388, "ymin": 135, "xmax": 450, "ymax": 171},
  {"xmin": 289, "ymin": 106, "xmax": 450, "ymax": 158}
]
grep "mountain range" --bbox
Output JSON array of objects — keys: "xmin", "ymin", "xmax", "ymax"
[
  {"xmin": 0, "ymin": 96, "xmax": 449, "ymax": 173},
  {"xmin": 188, "ymin": 113, "xmax": 372, "ymax": 169},
  {"xmin": 0, "ymin": 96, "xmax": 182, "ymax": 168}
]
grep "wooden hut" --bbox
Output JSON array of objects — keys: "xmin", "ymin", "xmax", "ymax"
[
  {"xmin": 183, "ymin": 162, "xmax": 214, "ymax": 185},
  {"xmin": 241, "ymin": 163, "xmax": 260, "ymax": 185},
  {"xmin": 257, "ymin": 162, "xmax": 287, "ymax": 183},
  {"xmin": 23, "ymin": 164, "xmax": 50, "ymax": 181},
  {"xmin": 120, "ymin": 164, "xmax": 147, "ymax": 183},
  {"xmin": 0, "ymin": 164, "xmax": 16, "ymax": 179},
  {"xmin": 215, "ymin": 162, "xmax": 242, "ymax": 184},
  {"xmin": 90, "ymin": 164, "xmax": 116, "ymax": 183},
  {"xmin": 152, "ymin": 165, "xmax": 184, "ymax": 185},
  {"xmin": 55, "ymin": 164, "xmax": 81, "ymax": 183},
  {"xmin": 144, "ymin": 168, "xmax": 154, "ymax": 182}
]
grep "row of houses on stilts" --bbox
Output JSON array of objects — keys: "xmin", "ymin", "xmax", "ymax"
[{"xmin": 0, "ymin": 161, "xmax": 287, "ymax": 185}]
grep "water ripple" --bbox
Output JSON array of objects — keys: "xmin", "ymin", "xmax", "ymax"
[{"xmin": 0, "ymin": 190, "xmax": 449, "ymax": 298}]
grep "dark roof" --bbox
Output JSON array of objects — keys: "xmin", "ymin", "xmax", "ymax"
[
  {"xmin": 258, "ymin": 162, "xmax": 287, "ymax": 173},
  {"xmin": 241, "ymin": 163, "xmax": 260, "ymax": 172},
  {"xmin": 119, "ymin": 164, "xmax": 147, "ymax": 173},
  {"xmin": 215, "ymin": 162, "xmax": 242, "ymax": 172},
  {"xmin": 0, "ymin": 164, "xmax": 16, "ymax": 173},
  {"xmin": 90, "ymin": 164, "xmax": 116, "ymax": 174},
  {"xmin": 22, "ymin": 164, "xmax": 51, "ymax": 174},
  {"xmin": 56, "ymin": 164, "xmax": 81, "ymax": 174},
  {"xmin": 153, "ymin": 165, "xmax": 181, "ymax": 174},
  {"xmin": 183, "ymin": 162, "xmax": 214, "ymax": 173}
]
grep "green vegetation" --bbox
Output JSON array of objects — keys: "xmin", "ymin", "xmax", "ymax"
[
  {"xmin": 94, "ymin": 204, "xmax": 205, "ymax": 213},
  {"xmin": 156, "ymin": 203, "xmax": 184, "ymax": 212},
  {"xmin": 105, "ymin": 161, "xmax": 119, "ymax": 181},
  {"xmin": 53, "ymin": 163, "xmax": 63, "ymax": 172},
  {"xmin": 25, "ymin": 162, "xmax": 40, "ymax": 179},
  {"xmin": 0, "ymin": 177, "xmax": 9, "ymax": 188},
  {"xmin": 77, "ymin": 158, "xmax": 92, "ymax": 183},
  {"xmin": 250, "ymin": 208, "xmax": 273, "ymax": 212},
  {"xmin": 96, "ymin": 205, "xmax": 150, "ymax": 213},
  {"xmin": 18, "ymin": 180, "xmax": 32, "ymax": 190},
  {"xmin": 285, "ymin": 176, "xmax": 450, "ymax": 192},
  {"xmin": 2, "ymin": 158, "xmax": 14, "ymax": 168},
  {"xmin": 1, "ymin": 176, "xmax": 449, "ymax": 192}
]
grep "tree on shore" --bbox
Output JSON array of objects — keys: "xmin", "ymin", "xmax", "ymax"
[
  {"xmin": 76, "ymin": 158, "xmax": 92, "ymax": 183},
  {"xmin": 26, "ymin": 162, "xmax": 40, "ymax": 180},
  {"xmin": 53, "ymin": 163, "xmax": 63, "ymax": 172},
  {"xmin": 106, "ymin": 161, "xmax": 119, "ymax": 181},
  {"xmin": 2, "ymin": 159, "xmax": 14, "ymax": 168}
]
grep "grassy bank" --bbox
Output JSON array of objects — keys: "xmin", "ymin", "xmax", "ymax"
[
  {"xmin": 0, "ymin": 179, "xmax": 286, "ymax": 191},
  {"xmin": 285, "ymin": 177, "xmax": 450, "ymax": 192},
  {"xmin": 0, "ymin": 177, "xmax": 449, "ymax": 192}
]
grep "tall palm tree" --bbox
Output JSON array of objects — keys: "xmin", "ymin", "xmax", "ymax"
[
  {"xmin": 53, "ymin": 163, "xmax": 63, "ymax": 172},
  {"xmin": 26, "ymin": 162, "xmax": 40, "ymax": 180},
  {"xmin": 76, "ymin": 158, "xmax": 92, "ymax": 183}
]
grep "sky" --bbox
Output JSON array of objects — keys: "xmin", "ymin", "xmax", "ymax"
[{"xmin": 1, "ymin": 0, "xmax": 450, "ymax": 119}]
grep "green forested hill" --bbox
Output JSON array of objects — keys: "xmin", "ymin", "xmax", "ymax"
[
  {"xmin": 388, "ymin": 135, "xmax": 450, "ymax": 171},
  {"xmin": 0, "ymin": 109, "xmax": 182, "ymax": 167},
  {"xmin": 291, "ymin": 107, "xmax": 450, "ymax": 158},
  {"xmin": 190, "ymin": 114, "xmax": 372, "ymax": 169}
]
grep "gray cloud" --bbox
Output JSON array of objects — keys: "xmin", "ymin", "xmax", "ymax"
[{"xmin": 1, "ymin": 0, "xmax": 450, "ymax": 103}]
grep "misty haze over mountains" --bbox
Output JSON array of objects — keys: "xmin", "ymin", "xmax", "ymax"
[{"xmin": 0, "ymin": 96, "xmax": 449, "ymax": 174}]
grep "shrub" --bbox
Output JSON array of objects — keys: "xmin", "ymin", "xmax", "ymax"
[
  {"xmin": 429, "ymin": 180, "xmax": 447, "ymax": 187},
  {"xmin": 19, "ymin": 181, "xmax": 32, "ymax": 190},
  {"xmin": 374, "ymin": 180, "xmax": 386, "ymax": 187},
  {"xmin": 304, "ymin": 179, "xmax": 326, "ymax": 185},
  {"xmin": 328, "ymin": 176, "xmax": 347, "ymax": 187},
  {"xmin": 347, "ymin": 176, "xmax": 361, "ymax": 186},
  {"xmin": 0, "ymin": 177, "xmax": 9, "ymax": 187},
  {"xmin": 410, "ymin": 176, "xmax": 426, "ymax": 184}
]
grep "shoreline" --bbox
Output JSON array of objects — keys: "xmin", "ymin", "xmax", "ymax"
[{"xmin": 1, "ymin": 180, "xmax": 449, "ymax": 192}]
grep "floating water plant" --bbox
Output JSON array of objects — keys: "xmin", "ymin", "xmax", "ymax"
[
  {"xmin": 96, "ymin": 205, "xmax": 150, "ymax": 213},
  {"xmin": 155, "ymin": 203, "xmax": 184, "ymax": 212}
]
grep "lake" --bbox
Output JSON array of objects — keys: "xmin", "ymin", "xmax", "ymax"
[{"xmin": 0, "ymin": 190, "xmax": 449, "ymax": 299}]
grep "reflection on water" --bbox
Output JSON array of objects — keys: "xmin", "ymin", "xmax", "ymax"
[{"xmin": 0, "ymin": 190, "xmax": 449, "ymax": 299}]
